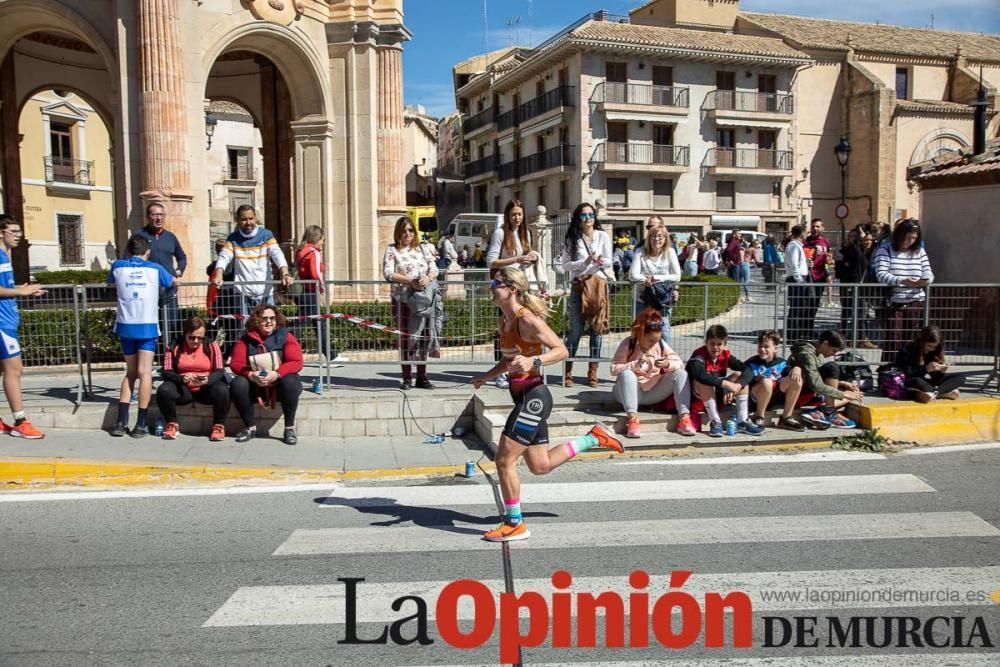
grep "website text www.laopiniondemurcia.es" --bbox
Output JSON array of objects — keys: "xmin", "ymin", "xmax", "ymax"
[{"xmin": 333, "ymin": 570, "xmax": 996, "ymax": 662}]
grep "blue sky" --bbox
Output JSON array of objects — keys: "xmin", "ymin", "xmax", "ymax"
[{"xmin": 402, "ymin": 0, "xmax": 1000, "ymax": 118}]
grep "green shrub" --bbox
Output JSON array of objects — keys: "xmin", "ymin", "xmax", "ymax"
[{"xmin": 33, "ymin": 269, "xmax": 109, "ymax": 285}]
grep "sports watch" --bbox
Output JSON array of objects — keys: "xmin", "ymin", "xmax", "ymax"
[{"xmin": 532, "ymin": 356, "xmax": 543, "ymax": 371}]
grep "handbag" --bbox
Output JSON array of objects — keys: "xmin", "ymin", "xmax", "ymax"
[
  {"xmin": 877, "ymin": 365, "xmax": 908, "ymax": 400},
  {"xmin": 641, "ymin": 281, "xmax": 676, "ymax": 309}
]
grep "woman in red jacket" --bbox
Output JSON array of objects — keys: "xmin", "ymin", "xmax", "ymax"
[
  {"xmin": 229, "ymin": 304, "xmax": 304, "ymax": 445},
  {"xmin": 156, "ymin": 315, "xmax": 229, "ymax": 441},
  {"xmin": 294, "ymin": 225, "xmax": 332, "ymax": 360}
]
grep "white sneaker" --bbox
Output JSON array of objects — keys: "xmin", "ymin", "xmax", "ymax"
[
  {"xmin": 328, "ymin": 354, "xmax": 348, "ymax": 368},
  {"xmin": 495, "ymin": 373, "xmax": 509, "ymax": 389}
]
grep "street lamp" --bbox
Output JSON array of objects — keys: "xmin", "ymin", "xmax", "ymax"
[
  {"xmin": 205, "ymin": 113, "xmax": 218, "ymax": 150},
  {"xmin": 834, "ymin": 136, "xmax": 851, "ymax": 238}
]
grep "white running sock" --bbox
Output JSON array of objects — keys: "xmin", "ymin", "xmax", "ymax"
[
  {"xmin": 737, "ymin": 394, "xmax": 749, "ymax": 423},
  {"xmin": 705, "ymin": 398, "xmax": 721, "ymax": 423}
]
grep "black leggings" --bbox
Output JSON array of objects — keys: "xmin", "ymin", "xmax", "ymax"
[
  {"xmin": 905, "ymin": 372, "xmax": 962, "ymax": 396},
  {"xmin": 155, "ymin": 380, "xmax": 230, "ymax": 425},
  {"xmin": 230, "ymin": 374, "xmax": 303, "ymax": 428}
]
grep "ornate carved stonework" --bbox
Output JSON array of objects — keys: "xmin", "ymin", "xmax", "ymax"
[{"xmin": 245, "ymin": 0, "xmax": 304, "ymax": 26}]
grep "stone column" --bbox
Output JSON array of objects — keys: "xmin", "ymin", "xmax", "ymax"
[
  {"xmin": 376, "ymin": 45, "xmax": 405, "ymax": 213},
  {"xmin": 137, "ymin": 0, "xmax": 194, "ymax": 261},
  {"xmin": 0, "ymin": 52, "xmax": 28, "ymax": 282}
]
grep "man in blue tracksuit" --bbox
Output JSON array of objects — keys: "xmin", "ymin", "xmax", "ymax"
[
  {"xmin": 0, "ymin": 215, "xmax": 47, "ymax": 438},
  {"xmin": 133, "ymin": 202, "xmax": 187, "ymax": 344}
]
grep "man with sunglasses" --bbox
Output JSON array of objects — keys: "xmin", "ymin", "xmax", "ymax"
[{"xmin": 0, "ymin": 216, "xmax": 46, "ymax": 438}]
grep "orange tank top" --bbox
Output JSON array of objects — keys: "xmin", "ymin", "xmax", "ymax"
[{"xmin": 499, "ymin": 308, "xmax": 543, "ymax": 380}]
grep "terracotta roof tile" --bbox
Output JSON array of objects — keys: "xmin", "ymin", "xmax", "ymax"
[
  {"xmin": 569, "ymin": 20, "xmax": 808, "ymax": 60},
  {"xmin": 912, "ymin": 139, "xmax": 1000, "ymax": 180},
  {"xmin": 741, "ymin": 12, "xmax": 1000, "ymax": 62}
]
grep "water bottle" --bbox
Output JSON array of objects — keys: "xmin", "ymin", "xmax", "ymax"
[
  {"xmin": 464, "ymin": 461, "xmax": 476, "ymax": 478},
  {"xmin": 154, "ymin": 417, "xmax": 165, "ymax": 437},
  {"xmin": 312, "ymin": 378, "xmax": 322, "ymax": 394},
  {"xmin": 725, "ymin": 418, "xmax": 737, "ymax": 436}
]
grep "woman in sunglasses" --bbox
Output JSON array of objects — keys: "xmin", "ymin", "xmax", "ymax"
[
  {"xmin": 611, "ymin": 308, "xmax": 696, "ymax": 439},
  {"xmin": 155, "ymin": 316, "xmax": 229, "ymax": 441},
  {"xmin": 473, "ymin": 267, "xmax": 623, "ymax": 542},
  {"xmin": 560, "ymin": 202, "xmax": 613, "ymax": 387},
  {"xmin": 229, "ymin": 304, "xmax": 304, "ymax": 445}
]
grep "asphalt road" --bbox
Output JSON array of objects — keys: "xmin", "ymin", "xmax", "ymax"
[{"xmin": 2, "ymin": 446, "xmax": 1000, "ymax": 666}]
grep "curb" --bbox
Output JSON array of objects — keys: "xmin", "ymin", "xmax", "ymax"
[{"xmin": 0, "ymin": 458, "xmax": 498, "ymax": 490}]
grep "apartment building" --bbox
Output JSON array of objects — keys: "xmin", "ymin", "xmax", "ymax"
[{"xmin": 453, "ymin": 0, "xmax": 1000, "ymax": 240}]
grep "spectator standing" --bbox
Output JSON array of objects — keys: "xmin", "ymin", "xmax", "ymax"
[
  {"xmin": 438, "ymin": 232, "xmax": 458, "ymax": 271},
  {"xmin": 294, "ymin": 225, "xmax": 333, "ymax": 361},
  {"xmin": 895, "ymin": 325, "xmax": 962, "ymax": 402},
  {"xmin": 837, "ymin": 228, "xmax": 876, "ymax": 348},
  {"xmin": 108, "ymin": 235, "xmax": 175, "ymax": 438},
  {"xmin": 723, "ymin": 230, "xmax": 743, "ymax": 280},
  {"xmin": 739, "ymin": 241, "xmax": 755, "ymax": 303},
  {"xmin": 803, "ymin": 218, "xmax": 830, "ymax": 329},
  {"xmin": 210, "ymin": 205, "xmax": 293, "ymax": 315},
  {"xmin": 611, "ymin": 308, "xmax": 696, "ymax": 439},
  {"xmin": 560, "ymin": 202, "xmax": 613, "ymax": 388},
  {"xmin": 872, "ymin": 219, "xmax": 933, "ymax": 359},
  {"xmin": 784, "ymin": 225, "xmax": 811, "ymax": 342},
  {"xmin": 0, "ymin": 215, "xmax": 46, "ymax": 438},
  {"xmin": 134, "ymin": 202, "xmax": 187, "ymax": 344},
  {"xmin": 703, "ymin": 239, "xmax": 721, "ymax": 275},
  {"xmin": 629, "ymin": 222, "xmax": 681, "ymax": 343},
  {"xmin": 383, "ymin": 216, "xmax": 439, "ymax": 389},
  {"xmin": 229, "ymin": 304, "xmax": 304, "ymax": 444},
  {"xmin": 487, "ymin": 199, "xmax": 541, "ymax": 389},
  {"xmin": 682, "ymin": 235, "xmax": 700, "ymax": 277},
  {"xmin": 156, "ymin": 315, "xmax": 229, "ymax": 442},
  {"xmin": 206, "ymin": 238, "xmax": 237, "ymax": 356},
  {"xmin": 762, "ymin": 235, "xmax": 780, "ymax": 283}
]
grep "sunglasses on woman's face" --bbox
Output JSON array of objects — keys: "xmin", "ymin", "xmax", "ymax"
[
  {"xmin": 260, "ymin": 315, "xmax": 277, "ymax": 322},
  {"xmin": 647, "ymin": 320, "xmax": 664, "ymax": 331},
  {"xmin": 490, "ymin": 278, "xmax": 512, "ymax": 290},
  {"xmin": 579, "ymin": 212, "xmax": 596, "ymax": 220},
  {"xmin": 186, "ymin": 334, "xmax": 205, "ymax": 341}
]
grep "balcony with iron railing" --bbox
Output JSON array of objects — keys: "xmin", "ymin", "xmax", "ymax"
[
  {"xmin": 462, "ymin": 106, "xmax": 495, "ymax": 135},
  {"xmin": 497, "ymin": 158, "xmax": 519, "ymax": 184},
  {"xmin": 519, "ymin": 86, "xmax": 576, "ymax": 125},
  {"xmin": 594, "ymin": 83, "xmax": 689, "ymax": 114},
  {"xmin": 44, "ymin": 156, "xmax": 95, "ymax": 187},
  {"xmin": 463, "ymin": 154, "xmax": 496, "ymax": 180},
  {"xmin": 593, "ymin": 142, "xmax": 689, "ymax": 172},
  {"xmin": 496, "ymin": 108, "xmax": 519, "ymax": 132},
  {"xmin": 703, "ymin": 147, "xmax": 793, "ymax": 175},
  {"xmin": 222, "ymin": 166, "xmax": 257, "ymax": 184},
  {"xmin": 703, "ymin": 90, "xmax": 794, "ymax": 122},
  {"xmin": 519, "ymin": 144, "xmax": 576, "ymax": 179}
]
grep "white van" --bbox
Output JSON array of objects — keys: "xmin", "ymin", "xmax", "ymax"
[
  {"xmin": 444, "ymin": 213, "xmax": 503, "ymax": 258},
  {"xmin": 710, "ymin": 229, "xmax": 769, "ymax": 247}
]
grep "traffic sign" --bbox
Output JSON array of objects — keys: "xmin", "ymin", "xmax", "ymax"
[{"xmin": 835, "ymin": 203, "xmax": 850, "ymax": 219}]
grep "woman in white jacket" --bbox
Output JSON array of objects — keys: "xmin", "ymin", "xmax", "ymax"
[
  {"xmin": 559, "ymin": 202, "xmax": 613, "ymax": 387},
  {"xmin": 630, "ymin": 223, "xmax": 681, "ymax": 343}
]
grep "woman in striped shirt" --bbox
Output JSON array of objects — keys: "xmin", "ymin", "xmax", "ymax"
[{"xmin": 872, "ymin": 219, "xmax": 934, "ymax": 359}]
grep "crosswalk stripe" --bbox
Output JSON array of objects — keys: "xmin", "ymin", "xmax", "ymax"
[
  {"xmin": 614, "ymin": 452, "xmax": 886, "ymax": 465},
  {"xmin": 316, "ymin": 475, "xmax": 934, "ymax": 508},
  {"xmin": 901, "ymin": 442, "xmax": 1000, "ymax": 456},
  {"xmin": 272, "ymin": 511, "xmax": 1000, "ymax": 556},
  {"xmin": 202, "ymin": 565, "xmax": 1000, "ymax": 626},
  {"xmin": 411, "ymin": 655, "xmax": 1000, "ymax": 667}
]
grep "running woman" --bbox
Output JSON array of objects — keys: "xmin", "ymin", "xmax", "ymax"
[
  {"xmin": 473, "ymin": 267, "xmax": 623, "ymax": 542},
  {"xmin": 0, "ymin": 215, "xmax": 46, "ymax": 438}
]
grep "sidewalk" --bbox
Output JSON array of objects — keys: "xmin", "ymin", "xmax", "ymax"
[{"xmin": 1, "ymin": 362, "xmax": 997, "ymax": 489}]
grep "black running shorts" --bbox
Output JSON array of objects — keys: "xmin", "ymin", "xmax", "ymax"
[{"xmin": 502, "ymin": 380, "xmax": 553, "ymax": 446}]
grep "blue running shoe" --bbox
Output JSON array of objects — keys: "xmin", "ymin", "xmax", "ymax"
[
  {"xmin": 825, "ymin": 411, "xmax": 857, "ymax": 429},
  {"xmin": 708, "ymin": 420, "xmax": 725, "ymax": 438},
  {"xmin": 737, "ymin": 420, "xmax": 764, "ymax": 436},
  {"xmin": 801, "ymin": 410, "xmax": 832, "ymax": 430}
]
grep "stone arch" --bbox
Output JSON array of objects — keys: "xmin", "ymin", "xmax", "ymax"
[
  {"xmin": 909, "ymin": 127, "xmax": 970, "ymax": 166},
  {"xmin": 0, "ymin": 0, "xmax": 116, "ymax": 79},
  {"xmin": 201, "ymin": 18, "xmax": 330, "ymax": 121}
]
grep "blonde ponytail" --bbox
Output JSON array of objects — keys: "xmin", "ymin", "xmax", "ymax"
[{"xmin": 499, "ymin": 266, "xmax": 550, "ymax": 318}]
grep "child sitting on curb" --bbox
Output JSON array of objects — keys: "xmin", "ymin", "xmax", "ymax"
[
  {"xmin": 686, "ymin": 324, "xmax": 761, "ymax": 437},
  {"xmin": 746, "ymin": 330, "xmax": 807, "ymax": 432},
  {"xmin": 895, "ymin": 325, "xmax": 962, "ymax": 403},
  {"xmin": 788, "ymin": 329, "xmax": 864, "ymax": 429}
]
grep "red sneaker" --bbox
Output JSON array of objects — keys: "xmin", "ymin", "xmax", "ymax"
[
  {"xmin": 10, "ymin": 420, "xmax": 44, "ymax": 439},
  {"xmin": 676, "ymin": 414, "xmax": 697, "ymax": 437},
  {"xmin": 587, "ymin": 422, "xmax": 624, "ymax": 453},
  {"xmin": 209, "ymin": 424, "xmax": 225, "ymax": 442},
  {"xmin": 0, "ymin": 418, "xmax": 12, "ymax": 435},
  {"xmin": 162, "ymin": 422, "xmax": 180, "ymax": 440},
  {"xmin": 625, "ymin": 415, "xmax": 641, "ymax": 439},
  {"xmin": 483, "ymin": 522, "xmax": 530, "ymax": 542}
]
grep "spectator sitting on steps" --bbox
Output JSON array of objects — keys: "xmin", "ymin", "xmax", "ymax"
[{"xmin": 788, "ymin": 329, "xmax": 863, "ymax": 431}]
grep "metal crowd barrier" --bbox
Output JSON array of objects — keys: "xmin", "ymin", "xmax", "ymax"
[{"xmin": 10, "ymin": 277, "xmax": 1000, "ymax": 402}]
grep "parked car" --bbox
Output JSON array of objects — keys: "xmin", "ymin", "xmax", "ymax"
[{"xmin": 444, "ymin": 213, "xmax": 503, "ymax": 260}]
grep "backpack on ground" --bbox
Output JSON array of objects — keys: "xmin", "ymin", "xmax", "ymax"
[
  {"xmin": 877, "ymin": 365, "xmax": 908, "ymax": 400},
  {"xmin": 836, "ymin": 351, "xmax": 874, "ymax": 392}
]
